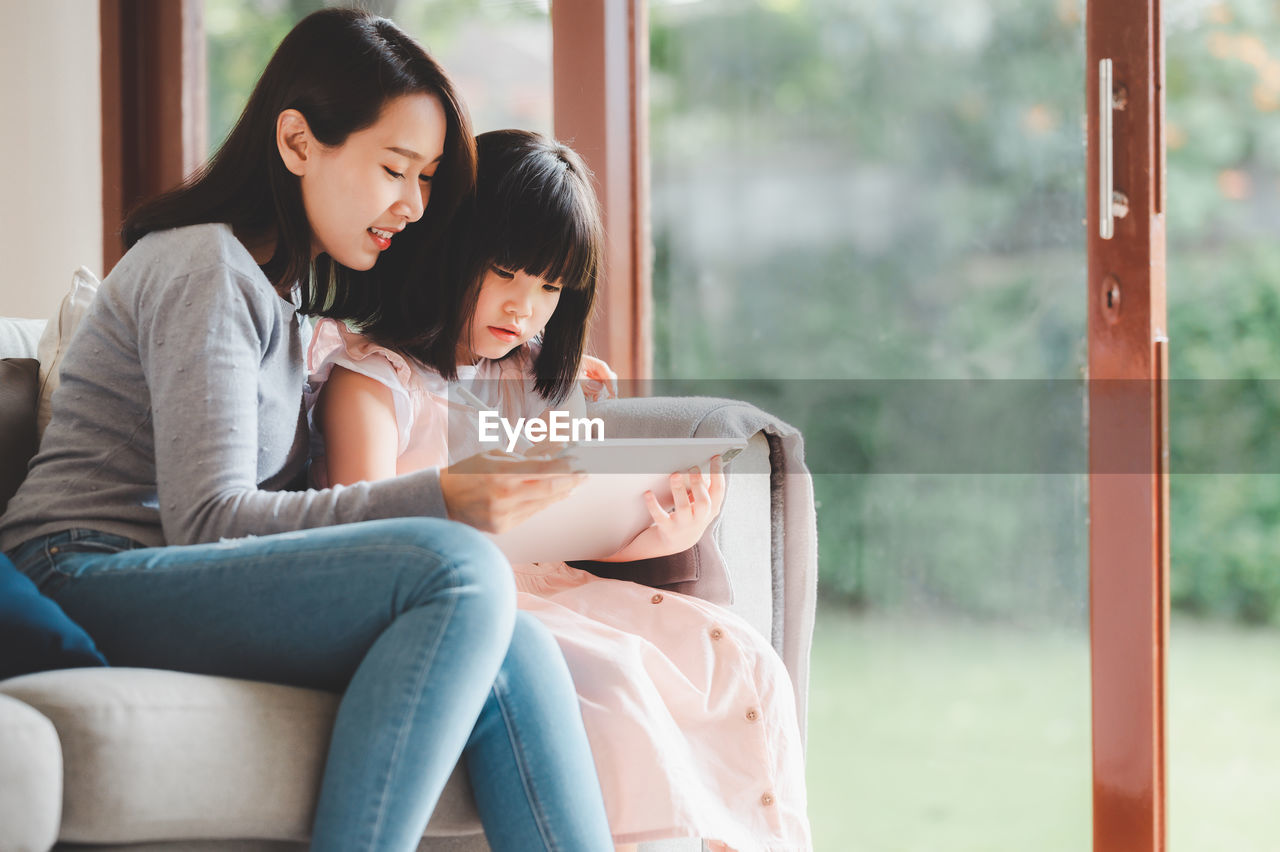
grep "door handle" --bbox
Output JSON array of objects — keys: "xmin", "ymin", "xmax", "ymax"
[
  {"xmin": 1100, "ymin": 58, "xmax": 1115, "ymax": 240},
  {"xmin": 1099, "ymin": 59, "xmax": 1129, "ymax": 240}
]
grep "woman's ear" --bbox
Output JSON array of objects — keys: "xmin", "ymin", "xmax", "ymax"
[{"xmin": 276, "ymin": 109, "xmax": 313, "ymax": 177}]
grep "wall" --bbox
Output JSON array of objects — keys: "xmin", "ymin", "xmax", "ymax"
[{"xmin": 0, "ymin": 2, "xmax": 102, "ymax": 321}]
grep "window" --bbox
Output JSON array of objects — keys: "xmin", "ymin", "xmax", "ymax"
[
  {"xmin": 649, "ymin": 2, "xmax": 1091, "ymax": 845},
  {"xmin": 206, "ymin": 0, "xmax": 553, "ymax": 150}
]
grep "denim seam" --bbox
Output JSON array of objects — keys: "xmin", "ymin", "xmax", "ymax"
[
  {"xmin": 366, "ymin": 559, "xmax": 461, "ymax": 851},
  {"xmin": 492, "ymin": 668, "xmax": 557, "ymax": 852},
  {"xmin": 41, "ymin": 542, "xmax": 447, "ymax": 581},
  {"xmin": 30, "ymin": 543, "xmax": 446, "ymax": 604}
]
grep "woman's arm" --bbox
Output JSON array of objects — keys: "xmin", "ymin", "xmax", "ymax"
[{"xmin": 139, "ymin": 262, "xmax": 454, "ymax": 546}]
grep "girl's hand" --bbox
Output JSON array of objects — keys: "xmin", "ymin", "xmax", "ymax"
[
  {"xmin": 579, "ymin": 354, "xmax": 618, "ymax": 401},
  {"xmin": 599, "ymin": 456, "xmax": 726, "ymax": 562},
  {"xmin": 440, "ymin": 450, "xmax": 586, "ymax": 534}
]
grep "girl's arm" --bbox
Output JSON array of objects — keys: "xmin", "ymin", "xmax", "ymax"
[
  {"xmin": 315, "ymin": 366, "xmax": 400, "ymax": 486},
  {"xmin": 321, "ymin": 367, "xmax": 585, "ymax": 529}
]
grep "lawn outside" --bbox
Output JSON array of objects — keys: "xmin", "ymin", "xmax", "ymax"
[{"xmin": 807, "ymin": 603, "xmax": 1280, "ymax": 850}]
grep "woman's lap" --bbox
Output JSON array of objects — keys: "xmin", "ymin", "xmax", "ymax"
[
  {"xmin": 5, "ymin": 517, "xmax": 514, "ymax": 692},
  {"xmin": 5, "ymin": 519, "xmax": 620, "ymax": 848}
]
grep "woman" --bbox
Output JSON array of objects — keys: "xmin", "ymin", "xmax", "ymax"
[{"xmin": 0, "ymin": 9, "xmax": 611, "ymax": 851}]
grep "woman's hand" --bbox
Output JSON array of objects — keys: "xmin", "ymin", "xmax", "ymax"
[
  {"xmin": 439, "ymin": 450, "xmax": 585, "ymax": 534},
  {"xmin": 598, "ymin": 456, "xmax": 726, "ymax": 563},
  {"xmin": 578, "ymin": 354, "xmax": 618, "ymax": 402}
]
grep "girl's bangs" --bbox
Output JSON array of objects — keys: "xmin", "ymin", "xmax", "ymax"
[
  {"xmin": 477, "ymin": 146, "xmax": 601, "ymax": 292},
  {"xmin": 490, "ymin": 200, "xmax": 598, "ymax": 291}
]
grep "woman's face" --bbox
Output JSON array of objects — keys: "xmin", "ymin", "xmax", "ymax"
[
  {"xmin": 458, "ymin": 266, "xmax": 563, "ymax": 364},
  {"xmin": 299, "ymin": 93, "xmax": 447, "ymax": 271}
]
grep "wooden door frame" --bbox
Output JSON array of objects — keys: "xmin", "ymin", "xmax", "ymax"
[
  {"xmin": 551, "ymin": 0, "xmax": 652, "ymax": 380},
  {"xmin": 1087, "ymin": 1, "xmax": 1168, "ymax": 849},
  {"xmin": 100, "ymin": 0, "xmax": 206, "ymax": 275}
]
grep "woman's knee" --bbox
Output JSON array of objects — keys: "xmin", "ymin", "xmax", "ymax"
[
  {"xmin": 363, "ymin": 517, "xmax": 516, "ymax": 625},
  {"xmin": 497, "ymin": 613, "xmax": 575, "ymax": 696}
]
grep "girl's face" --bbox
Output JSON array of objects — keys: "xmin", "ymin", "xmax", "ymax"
[
  {"xmin": 298, "ymin": 93, "xmax": 447, "ymax": 270},
  {"xmin": 458, "ymin": 266, "xmax": 563, "ymax": 364}
]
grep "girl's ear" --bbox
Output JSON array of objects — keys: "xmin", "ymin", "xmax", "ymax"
[{"xmin": 276, "ymin": 109, "xmax": 313, "ymax": 177}]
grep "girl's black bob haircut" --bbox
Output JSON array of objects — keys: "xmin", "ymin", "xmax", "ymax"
[
  {"xmin": 410, "ymin": 129, "xmax": 602, "ymax": 405},
  {"xmin": 122, "ymin": 7, "xmax": 476, "ymax": 339}
]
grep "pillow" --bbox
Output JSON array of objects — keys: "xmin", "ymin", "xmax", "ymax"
[
  {"xmin": 36, "ymin": 265, "xmax": 100, "ymax": 436},
  {"xmin": 0, "ymin": 553, "xmax": 109, "ymax": 679},
  {"xmin": 0, "ymin": 358, "xmax": 40, "ymax": 516},
  {"xmin": 0, "ymin": 317, "xmax": 45, "ymax": 359}
]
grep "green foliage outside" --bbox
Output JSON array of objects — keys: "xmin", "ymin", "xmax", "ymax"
[
  {"xmin": 1162, "ymin": 4, "xmax": 1280, "ymax": 624},
  {"xmin": 651, "ymin": 0, "xmax": 1091, "ymax": 625},
  {"xmin": 650, "ymin": 0, "xmax": 1280, "ymax": 627},
  {"xmin": 206, "ymin": 0, "xmax": 547, "ymax": 152}
]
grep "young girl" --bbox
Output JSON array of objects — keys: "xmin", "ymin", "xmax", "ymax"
[
  {"xmin": 309, "ymin": 129, "xmax": 812, "ymax": 852},
  {"xmin": 0, "ymin": 11, "xmax": 614, "ymax": 851}
]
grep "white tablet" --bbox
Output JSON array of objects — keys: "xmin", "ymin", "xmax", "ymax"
[{"xmin": 487, "ymin": 437, "xmax": 746, "ymax": 563}]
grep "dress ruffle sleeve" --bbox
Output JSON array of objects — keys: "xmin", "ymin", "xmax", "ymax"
[{"xmin": 306, "ymin": 318, "xmax": 416, "ymax": 457}]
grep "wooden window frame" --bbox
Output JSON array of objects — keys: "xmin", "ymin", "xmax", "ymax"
[
  {"xmin": 1087, "ymin": 0, "xmax": 1168, "ymax": 849},
  {"xmin": 100, "ymin": 0, "xmax": 206, "ymax": 275},
  {"xmin": 551, "ymin": 0, "xmax": 651, "ymax": 380}
]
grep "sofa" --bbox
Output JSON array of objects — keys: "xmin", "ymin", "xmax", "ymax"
[{"xmin": 0, "ymin": 310, "xmax": 817, "ymax": 852}]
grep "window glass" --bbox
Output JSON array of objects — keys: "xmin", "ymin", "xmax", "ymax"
[
  {"xmin": 1166, "ymin": 2, "xmax": 1280, "ymax": 846},
  {"xmin": 650, "ymin": 1, "xmax": 1090, "ymax": 846},
  {"xmin": 205, "ymin": 0, "xmax": 551, "ymax": 158}
]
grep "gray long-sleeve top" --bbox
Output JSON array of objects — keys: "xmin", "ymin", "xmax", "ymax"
[{"xmin": 0, "ymin": 223, "xmax": 446, "ymax": 552}]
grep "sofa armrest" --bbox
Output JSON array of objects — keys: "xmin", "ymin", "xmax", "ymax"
[
  {"xmin": 708, "ymin": 430, "xmax": 774, "ymax": 642},
  {"xmin": 584, "ymin": 395, "xmax": 818, "ymax": 745},
  {"xmin": 0, "ymin": 692, "xmax": 62, "ymax": 852}
]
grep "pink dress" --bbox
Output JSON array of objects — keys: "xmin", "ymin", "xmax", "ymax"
[{"xmin": 306, "ymin": 319, "xmax": 811, "ymax": 851}]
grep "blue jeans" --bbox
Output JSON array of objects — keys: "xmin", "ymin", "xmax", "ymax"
[{"xmin": 7, "ymin": 518, "xmax": 613, "ymax": 852}]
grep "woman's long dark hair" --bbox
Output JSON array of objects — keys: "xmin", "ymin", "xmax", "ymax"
[
  {"xmin": 408, "ymin": 130, "xmax": 602, "ymax": 405},
  {"xmin": 122, "ymin": 7, "xmax": 476, "ymax": 333}
]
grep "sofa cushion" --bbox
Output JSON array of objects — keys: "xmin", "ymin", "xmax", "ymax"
[
  {"xmin": 0, "ymin": 357, "xmax": 40, "ymax": 516},
  {"xmin": 0, "ymin": 553, "xmax": 109, "ymax": 679},
  {"xmin": 0, "ymin": 693, "xmax": 62, "ymax": 852},
  {"xmin": 0, "ymin": 668, "xmax": 482, "ymax": 844}
]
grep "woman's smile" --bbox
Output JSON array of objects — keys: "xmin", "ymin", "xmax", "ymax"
[{"xmin": 367, "ymin": 226, "xmax": 398, "ymax": 250}]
